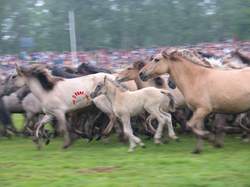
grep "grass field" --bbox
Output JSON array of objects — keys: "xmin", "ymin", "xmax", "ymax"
[{"xmin": 1, "ymin": 115, "xmax": 250, "ymax": 187}]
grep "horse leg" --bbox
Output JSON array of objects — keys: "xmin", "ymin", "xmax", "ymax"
[
  {"xmin": 213, "ymin": 114, "xmax": 226, "ymax": 148},
  {"xmin": 22, "ymin": 112, "xmax": 34, "ymax": 136},
  {"xmin": 54, "ymin": 111, "xmax": 71, "ymax": 149},
  {"xmin": 103, "ymin": 113, "xmax": 117, "ymax": 135},
  {"xmin": 163, "ymin": 113, "xmax": 178, "ymax": 140},
  {"xmin": 187, "ymin": 108, "xmax": 210, "ymax": 153},
  {"xmin": 120, "ymin": 115, "xmax": 144, "ymax": 152},
  {"xmin": 34, "ymin": 114, "xmax": 53, "ymax": 149}
]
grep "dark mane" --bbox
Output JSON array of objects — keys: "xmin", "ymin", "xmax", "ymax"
[
  {"xmin": 170, "ymin": 49, "xmax": 213, "ymax": 69},
  {"xmin": 132, "ymin": 60, "xmax": 146, "ymax": 70},
  {"xmin": 107, "ymin": 78, "xmax": 128, "ymax": 92},
  {"xmin": 153, "ymin": 77, "xmax": 164, "ymax": 88},
  {"xmin": 234, "ymin": 50, "xmax": 250, "ymax": 65},
  {"xmin": 77, "ymin": 63, "xmax": 112, "ymax": 74},
  {"xmin": 30, "ymin": 66, "xmax": 64, "ymax": 91}
]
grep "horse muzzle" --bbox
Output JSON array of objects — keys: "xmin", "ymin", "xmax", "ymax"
[
  {"xmin": 90, "ymin": 92, "xmax": 97, "ymax": 99},
  {"xmin": 139, "ymin": 72, "xmax": 149, "ymax": 81}
]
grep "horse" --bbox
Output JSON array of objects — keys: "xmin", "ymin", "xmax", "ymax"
[
  {"xmin": 116, "ymin": 60, "xmax": 188, "ymax": 133},
  {"xmin": 0, "ymin": 75, "xmax": 20, "ymax": 135},
  {"xmin": 139, "ymin": 48, "xmax": 250, "ymax": 153},
  {"xmin": 90, "ymin": 76, "xmax": 177, "ymax": 152},
  {"xmin": 13, "ymin": 64, "xmax": 116, "ymax": 149},
  {"xmin": 77, "ymin": 62, "xmax": 111, "ymax": 74},
  {"xmin": 222, "ymin": 49, "xmax": 250, "ymax": 69}
]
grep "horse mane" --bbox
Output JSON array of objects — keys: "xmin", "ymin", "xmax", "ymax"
[
  {"xmin": 132, "ymin": 60, "xmax": 146, "ymax": 70},
  {"xmin": 106, "ymin": 78, "xmax": 128, "ymax": 92},
  {"xmin": 171, "ymin": 49, "xmax": 213, "ymax": 68},
  {"xmin": 77, "ymin": 63, "xmax": 112, "ymax": 74},
  {"xmin": 234, "ymin": 50, "xmax": 250, "ymax": 65},
  {"xmin": 29, "ymin": 65, "xmax": 64, "ymax": 91},
  {"xmin": 153, "ymin": 77, "xmax": 164, "ymax": 88}
]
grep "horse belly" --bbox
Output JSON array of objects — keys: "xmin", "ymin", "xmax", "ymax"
[{"xmin": 212, "ymin": 92, "xmax": 250, "ymax": 113}]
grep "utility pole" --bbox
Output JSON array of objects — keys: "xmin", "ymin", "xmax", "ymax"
[{"xmin": 68, "ymin": 10, "xmax": 78, "ymax": 66}]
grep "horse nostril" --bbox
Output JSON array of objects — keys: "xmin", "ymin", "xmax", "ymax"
[
  {"xmin": 139, "ymin": 72, "xmax": 147, "ymax": 81},
  {"xmin": 90, "ymin": 93, "xmax": 95, "ymax": 99},
  {"xmin": 139, "ymin": 72, "xmax": 144, "ymax": 79}
]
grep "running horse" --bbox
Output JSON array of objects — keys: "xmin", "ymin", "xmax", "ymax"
[
  {"xmin": 139, "ymin": 48, "xmax": 250, "ymax": 153},
  {"xmin": 13, "ymin": 64, "xmax": 115, "ymax": 149}
]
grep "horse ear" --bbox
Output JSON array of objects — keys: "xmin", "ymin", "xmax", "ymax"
[
  {"xmin": 104, "ymin": 75, "xmax": 107, "ymax": 83},
  {"xmin": 167, "ymin": 48, "xmax": 179, "ymax": 60},
  {"xmin": 15, "ymin": 63, "xmax": 22, "ymax": 75},
  {"xmin": 162, "ymin": 49, "xmax": 168, "ymax": 59}
]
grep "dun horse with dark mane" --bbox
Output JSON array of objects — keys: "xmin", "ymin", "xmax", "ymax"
[{"xmin": 139, "ymin": 48, "xmax": 250, "ymax": 153}]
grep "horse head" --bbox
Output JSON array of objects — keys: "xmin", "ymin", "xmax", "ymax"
[
  {"xmin": 90, "ymin": 76, "xmax": 107, "ymax": 98},
  {"xmin": 139, "ymin": 48, "xmax": 177, "ymax": 81}
]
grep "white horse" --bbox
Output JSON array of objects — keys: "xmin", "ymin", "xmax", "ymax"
[
  {"xmin": 13, "ymin": 64, "xmax": 116, "ymax": 149},
  {"xmin": 90, "ymin": 76, "xmax": 178, "ymax": 152}
]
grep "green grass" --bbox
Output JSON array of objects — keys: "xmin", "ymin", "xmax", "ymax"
[{"xmin": 1, "ymin": 115, "xmax": 250, "ymax": 187}]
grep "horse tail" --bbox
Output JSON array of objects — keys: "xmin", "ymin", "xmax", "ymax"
[
  {"xmin": 160, "ymin": 90, "xmax": 175, "ymax": 113},
  {"xmin": 146, "ymin": 115, "xmax": 156, "ymax": 133}
]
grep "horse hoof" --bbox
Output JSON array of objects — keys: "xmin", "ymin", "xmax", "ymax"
[
  {"xmin": 170, "ymin": 135, "xmax": 179, "ymax": 140},
  {"xmin": 128, "ymin": 148, "xmax": 134, "ymax": 153},
  {"xmin": 175, "ymin": 138, "xmax": 181, "ymax": 142},
  {"xmin": 140, "ymin": 143, "xmax": 146, "ymax": 148},
  {"xmin": 214, "ymin": 143, "xmax": 223, "ymax": 148},
  {"xmin": 242, "ymin": 138, "xmax": 250, "ymax": 143},
  {"xmin": 45, "ymin": 139, "xmax": 50, "ymax": 145},
  {"xmin": 62, "ymin": 145, "xmax": 69, "ymax": 149},
  {"xmin": 192, "ymin": 149, "xmax": 202, "ymax": 154},
  {"xmin": 62, "ymin": 142, "xmax": 71, "ymax": 149},
  {"xmin": 154, "ymin": 139, "xmax": 162, "ymax": 145}
]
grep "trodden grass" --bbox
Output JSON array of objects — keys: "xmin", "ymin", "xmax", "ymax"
[{"xmin": 0, "ymin": 115, "xmax": 250, "ymax": 187}]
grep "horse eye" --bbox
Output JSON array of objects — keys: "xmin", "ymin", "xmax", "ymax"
[{"xmin": 155, "ymin": 58, "xmax": 160, "ymax": 62}]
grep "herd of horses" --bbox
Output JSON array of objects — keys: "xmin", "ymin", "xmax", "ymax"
[{"xmin": 1, "ymin": 48, "xmax": 250, "ymax": 153}]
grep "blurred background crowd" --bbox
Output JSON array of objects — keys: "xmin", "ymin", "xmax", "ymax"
[{"xmin": 1, "ymin": 40, "xmax": 250, "ymax": 77}]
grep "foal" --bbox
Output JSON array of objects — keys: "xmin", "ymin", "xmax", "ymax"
[
  {"xmin": 116, "ymin": 60, "xmax": 185, "ymax": 107},
  {"xmin": 90, "ymin": 76, "xmax": 177, "ymax": 152}
]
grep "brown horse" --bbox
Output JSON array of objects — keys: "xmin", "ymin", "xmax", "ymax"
[{"xmin": 139, "ymin": 48, "xmax": 250, "ymax": 153}]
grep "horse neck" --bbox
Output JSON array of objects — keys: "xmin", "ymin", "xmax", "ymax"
[
  {"xmin": 26, "ymin": 78, "xmax": 48, "ymax": 102},
  {"xmin": 134, "ymin": 75, "xmax": 146, "ymax": 89},
  {"xmin": 133, "ymin": 71, "xmax": 152, "ymax": 89},
  {"xmin": 169, "ymin": 58, "xmax": 209, "ymax": 97},
  {"xmin": 105, "ymin": 81, "xmax": 119, "ymax": 105}
]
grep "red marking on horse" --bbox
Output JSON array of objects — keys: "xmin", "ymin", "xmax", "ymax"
[{"xmin": 72, "ymin": 90, "xmax": 88, "ymax": 105}]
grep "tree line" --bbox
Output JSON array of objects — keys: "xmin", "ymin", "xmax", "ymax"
[{"xmin": 0, "ymin": 0, "xmax": 250, "ymax": 54}]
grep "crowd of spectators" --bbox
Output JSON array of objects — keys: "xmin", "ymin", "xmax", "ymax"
[{"xmin": 1, "ymin": 40, "xmax": 250, "ymax": 77}]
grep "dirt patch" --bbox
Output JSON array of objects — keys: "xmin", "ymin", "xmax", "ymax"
[{"xmin": 78, "ymin": 166, "xmax": 120, "ymax": 174}]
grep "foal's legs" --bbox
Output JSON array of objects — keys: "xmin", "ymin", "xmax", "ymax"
[
  {"xmin": 163, "ymin": 113, "xmax": 178, "ymax": 140},
  {"xmin": 145, "ymin": 107, "xmax": 165, "ymax": 144},
  {"xmin": 120, "ymin": 115, "xmax": 144, "ymax": 152},
  {"xmin": 146, "ymin": 106, "xmax": 177, "ymax": 144}
]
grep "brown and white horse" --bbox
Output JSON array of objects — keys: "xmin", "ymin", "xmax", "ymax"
[{"xmin": 139, "ymin": 48, "xmax": 250, "ymax": 153}]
